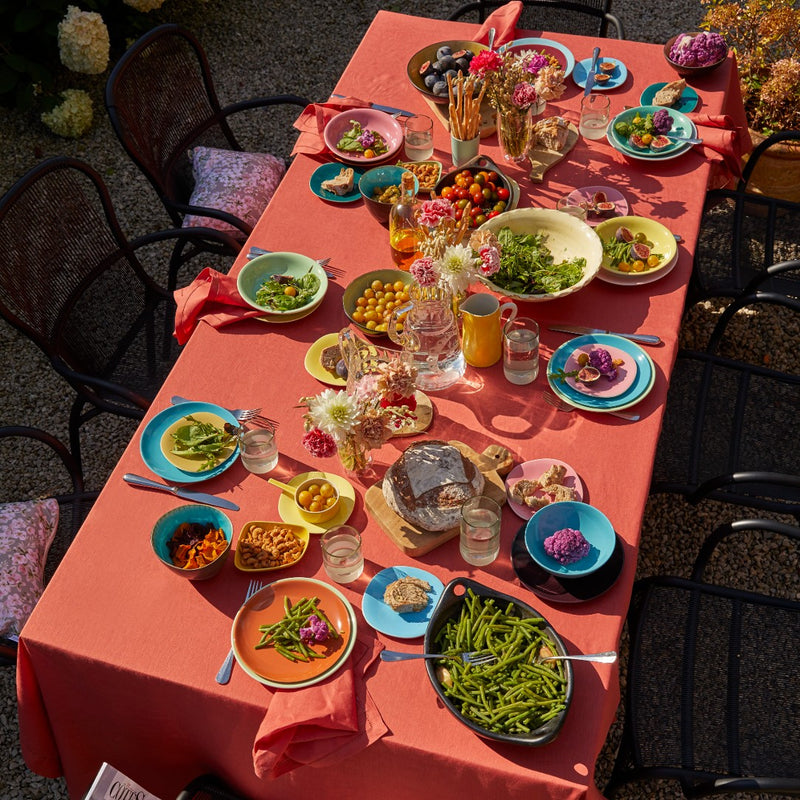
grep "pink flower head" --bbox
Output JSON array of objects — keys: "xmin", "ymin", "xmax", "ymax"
[
  {"xmin": 410, "ymin": 256, "xmax": 438, "ymax": 287},
  {"xmin": 511, "ymin": 82, "xmax": 538, "ymax": 109},
  {"xmin": 302, "ymin": 427, "xmax": 337, "ymax": 458},
  {"xmin": 525, "ymin": 53, "xmax": 550, "ymax": 75},
  {"xmin": 417, "ymin": 197, "xmax": 456, "ymax": 227},
  {"xmin": 478, "ymin": 244, "xmax": 501, "ymax": 276},
  {"xmin": 468, "ymin": 49, "xmax": 503, "ymax": 78}
]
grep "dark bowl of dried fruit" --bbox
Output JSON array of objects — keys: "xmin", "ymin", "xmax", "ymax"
[
  {"xmin": 151, "ymin": 505, "xmax": 232, "ymax": 580},
  {"xmin": 424, "ymin": 577, "xmax": 573, "ymax": 746}
]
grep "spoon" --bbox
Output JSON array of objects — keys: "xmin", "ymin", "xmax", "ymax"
[
  {"xmin": 540, "ymin": 650, "xmax": 618, "ymax": 664},
  {"xmin": 268, "ymin": 477, "xmax": 296, "ymax": 495},
  {"xmin": 664, "ymin": 133, "xmax": 704, "ymax": 144},
  {"xmin": 487, "ymin": 27, "xmax": 496, "ymax": 51}
]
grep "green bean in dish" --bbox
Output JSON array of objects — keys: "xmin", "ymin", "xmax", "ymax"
[
  {"xmin": 254, "ymin": 272, "xmax": 320, "ymax": 311},
  {"xmin": 254, "ymin": 595, "xmax": 339, "ymax": 662},
  {"xmin": 432, "ymin": 588, "xmax": 568, "ymax": 736}
]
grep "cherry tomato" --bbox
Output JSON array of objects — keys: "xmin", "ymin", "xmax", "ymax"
[
  {"xmin": 454, "ymin": 186, "xmax": 469, "ymax": 200},
  {"xmin": 486, "ymin": 171, "xmax": 498, "ymax": 182},
  {"xmin": 647, "ymin": 255, "xmax": 661, "ymax": 267},
  {"xmin": 474, "ymin": 214, "xmax": 487, "ymax": 225},
  {"xmin": 455, "ymin": 175, "xmax": 469, "ymax": 188},
  {"xmin": 440, "ymin": 185, "xmax": 454, "ymax": 199},
  {"xmin": 460, "ymin": 169, "xmax": 473, "ymax": 179},
  {"xmin": 493, "ymin": 201, "xmax": 506, "ymax": 213},
  {"xmin": 468, "ymin": 182, "xmax": 482, "ymax": 194},
  {"xmin": 469, "ymin": 205, "xmax": 483, "ymax": 218},
  {"xmin": 470, "ymin": 189, "xmax": 484, "ymax": 205},
  {"xmin": 456, "ymin": 198, "xmax": 469, "ymax": 209},
  {"xmin": 486, "ymin": 210, "xmax": 500, "ymax": 219},
  {"xmin": 496, "ymin": 187, "xmax": 510, "ymax": 201},
  {"xmin": 473, "ymin": 173, "xmax": 486, "ymax": 186},
  {"xmin": 482, "ymin": 187, "xmax": 493, "ymax": 200},
  {"xmin": 454, "ymin": 207, "xmax": 464, "ymax": 221}
]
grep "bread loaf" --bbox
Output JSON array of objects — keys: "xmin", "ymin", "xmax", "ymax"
[{"xmin": 383, "ymin": 576, "xmax": 432, "ymax": 613}]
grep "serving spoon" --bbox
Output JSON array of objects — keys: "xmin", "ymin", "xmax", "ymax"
[{"xmin": 540, "ymin": 650, "xmax": 618, "ymax": 664}]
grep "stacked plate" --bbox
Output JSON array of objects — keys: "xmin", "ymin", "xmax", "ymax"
[
  {"xmin": 500, "ymin": 37, "xmax": 576, "ymax": 78},
  {"xmin": 546, "ymin": 334, "xmax": 655, "ymax": 413},
  {"xmin": 607, "ymin": 105, "xmax": 697, "ymax": 162}
]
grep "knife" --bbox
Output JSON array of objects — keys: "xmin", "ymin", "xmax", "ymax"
[
  {"xmin": 548, "ymin": 325, "xmax": 662, "ymax": 346},
  {"xmin": 331, "ymin": 93, "xmax": 414, "ymax": 117},
  {"xmin": 123, "ymin": 474, "xmax": 240, "ymax": 511},
  {"xmin": 584, "ymin": 47, "xmax": 601, "ymax": 96}
]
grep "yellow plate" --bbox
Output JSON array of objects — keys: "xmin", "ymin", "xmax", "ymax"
[
  {"xmin": 275, "ymin": 472, "xmax": 356, "ymax": 533},
  {"xmin": 595, "ymin": 216, "xmax": 678, "ymax": 277},
  {"xmin": 304, "ymin": 333, "xmax": 346, "ymax": 387},
  {"xmin": 234, "ymin": 521, "xmax": 310, "ymax": 572},
  {"xmin": 159, "ymin": 411, "xmax": 237, "ymax": 474}
]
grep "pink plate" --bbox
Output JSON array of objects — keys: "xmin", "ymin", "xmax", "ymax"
[
  {"xmin": 564, "ymin": 343, "xmax": 638, "ymax": 398},
  {"xmin": 323, "ymin": 109, "xmax": 403, "ymax": 165},
  {"xmin": 565, "ymin": 186, "xmax": 628, "ymax": 227},
  {"xmin": 505, "ymin": 459, "xmax": 585, "ymax": 520}
]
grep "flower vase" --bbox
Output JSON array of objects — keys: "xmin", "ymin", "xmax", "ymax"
[
  {"xmin": 496, "ymin": 101, "xmax": 541, "ymax": 163},
  {"xmin": 337, "ymin": 435, "xmax": 373, "ymax": 475}
]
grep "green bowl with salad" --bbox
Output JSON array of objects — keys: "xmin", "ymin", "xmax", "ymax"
[
  {"xmin": 424, "ymin": 577, "xmax": 573, "ymax": 746},
  {"xmin": 237, "ymin": 252, "xmax": 329, "ymax": 316}
]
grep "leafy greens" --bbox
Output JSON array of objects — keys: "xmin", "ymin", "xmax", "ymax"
[
  {"xmin": 335, "ymin": 120, "xmax": 388, "ymax": 155},
  {"xmin": 170, "ymin": 415, "xmax": 237, "ymax": 471},
  {"xmin": 255, "ymin": 272, "xmax": 321, "ymax": 311}
]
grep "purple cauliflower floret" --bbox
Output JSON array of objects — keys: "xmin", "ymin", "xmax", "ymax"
[
  {"xmin": 652, "ymin": 109, "xmax": 673, "ymax": 135},
  {"xmin": 543, "ymin": 527, "xmax": 591, "ymax": 565},
  {"xmin": 589, "ymin": 347, "xmax": 617, "ymax": 380},
  {"xmin": 299, "ymin": 614, "xmax": 330, "ymax": 644},
  {"xmin": 670, "ymin": 32, "xmax": 727, "ymax": 67}
]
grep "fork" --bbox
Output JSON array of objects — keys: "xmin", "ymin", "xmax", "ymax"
[
  {"xmin": 215, "ymin": 579, "xmax": 264, "ymax": 684},
  {"xmin": 170, "ymin": 395, "xmax": 262, "ymax": 424},
  {"xmin": 380, "ymin": 650, "xmax": 496, "ymax": 665},
  {"xmin": 246, "ymin": 248, "xmax": 340, "ymax": 277},
  {"xmin": 542, "ymin": 391, "xmax": 640, "ymax": 422}
]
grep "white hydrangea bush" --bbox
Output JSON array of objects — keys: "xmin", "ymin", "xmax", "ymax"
[
  {"xmin": 57, "ymin": 5, "xmax": 110, "ymax": 75},
  {"xmin": 40, "ymin": 89, "xmax": 94, "ymax": 138}
]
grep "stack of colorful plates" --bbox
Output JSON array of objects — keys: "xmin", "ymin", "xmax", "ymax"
[{"xmin": 607, "ymin": 105, "xmax": 697, "ymax": 161}]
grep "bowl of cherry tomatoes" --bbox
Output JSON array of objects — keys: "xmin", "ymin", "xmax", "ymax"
[{"xmin": 433, "ymin": 156, "xmax": 519, "ymax": 228}]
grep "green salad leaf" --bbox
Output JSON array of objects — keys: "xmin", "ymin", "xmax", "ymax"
[
  {"xmin": 335, "ymin": 120, "xmax": 388, "ymax": 155},
  {"xmin": 255, "ymin": 272, "xmax": 321, "ymax": 311},
  {"xmin": 170, "ymin": 415, "xmax": 236, "ymax": 471},
  {"xmin": 489, "ymin": 226, "xmax": 586, "ymax": 295}
]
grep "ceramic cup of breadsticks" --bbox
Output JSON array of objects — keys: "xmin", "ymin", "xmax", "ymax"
[{"xmin": 448, "ymin": 72, "xmax": 486, "ymax": 168}]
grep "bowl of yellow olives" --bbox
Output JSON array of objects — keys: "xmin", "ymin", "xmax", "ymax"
[{"xmin": 342, "ymin": 269, "xmax": 414, "ymax": 337}]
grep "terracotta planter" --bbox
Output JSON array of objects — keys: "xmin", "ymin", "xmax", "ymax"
[{"xmin": 744, "ymin": 129, "xmax": 800, "ymax": 203}]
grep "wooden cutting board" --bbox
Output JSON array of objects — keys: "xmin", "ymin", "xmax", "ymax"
[
  {"xmin": 365, "ymin": 441, "xmax": 510, "ymax": 557},
  {"xmin": 528, "ymin": 122, "xmax": 579, "ymax": 182}
]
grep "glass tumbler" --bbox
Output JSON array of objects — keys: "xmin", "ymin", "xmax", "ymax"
[
  {"xmin": 404, "ymin": 114, "xmax": 434, "ymax": 161},
  {"xmin": 321, "ymin": 525, "xmax": 364, "ymax": 584},
  {"xmin": 460, "ymin": 496, "xmax": 502, "ymax": 566},
  {"xmin": 503, "ymin": 317, "xmax": 540, "ymax": 385},
  {"xmin": 579, "ymin": 93, "xmax": 611, "ymax": 140},
  {"xmin": 239, "ymin": 428, "xmax": 278, "ymax": 474}
]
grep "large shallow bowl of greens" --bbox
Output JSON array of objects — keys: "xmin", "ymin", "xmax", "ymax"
[
  {"xmin": 237, "ymin": 252, "xmax": 328, "ymax": 316},
  {"xmin": 477, "ymin": 208, "xmax": 602, "ymax": 301},
  {"xmin": 424, "ymin": 577, "xmax": 573, "ymax": 746}
]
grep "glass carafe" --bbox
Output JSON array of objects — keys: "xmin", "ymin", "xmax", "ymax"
[
  {"xmin": 388, "ymin": 170, "xmax": 422, "ymax": 270},
  {"xmin": 388, "ymin": 284, "xmax": 465, "ymax": 391}
]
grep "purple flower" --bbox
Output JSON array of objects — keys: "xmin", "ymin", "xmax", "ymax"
[
  {"xmin": 525, "ymin": 54, "xmax": 550, "ymax": 75},
  {"xmin": 589, "ymin": 347, "xmax": 617, "ymax": 380},
  {"xmin": 652, "ymin": 109, "xmax": 673, "ymax": 134},
  {"xmin": 358, "ymin": 129, "xmax": 376, "ymax": 147},
  {"xmin": 543, "ymin": 527, "xmax": 590, "ymax": 564}
]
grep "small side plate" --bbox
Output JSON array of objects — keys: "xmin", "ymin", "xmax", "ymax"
[
  {"xmin": 309, "ymin": 163, "xmax": 363, "ymax": 203},
  {"xmin": 639, "ymin": 82, "xmax": 699, "ymax": 113},
  {"xmin": 234, "ymin": 521, "xmax": 309, "ymax": 572}
]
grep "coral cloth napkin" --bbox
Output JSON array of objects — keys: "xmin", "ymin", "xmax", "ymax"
[
  {"xmin": 687, "ymin": 113, "xmax": 753, "ymax": 187},
  {"xmin": 476, "ymin": 1, "xmax": 523, "ymax": 47},
  {"xmin": 173, "ymin": 267, "xmax": 264, "ymax": 345},
  {"xmin": 252, "ymin": 635, "xmax": 387, "ymax": 779},
  {"xmin": 291, "ymin": 96, "xmax": 371, "ymax": 157}
]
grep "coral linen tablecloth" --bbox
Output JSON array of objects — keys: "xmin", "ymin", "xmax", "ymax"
[{"xmin": 17, "ymin": 10, "xmax": 747, "ymax": 800}]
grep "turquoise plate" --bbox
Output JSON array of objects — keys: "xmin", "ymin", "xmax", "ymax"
[
  {"xmin": 572, "ymin": 56, "xmax": 628, "ymax": 90},
  {"xmin": 309, "ymin": 162, "xmax": 363, "ymax": 203},
  {"xmin": 362, "ymin": 566, "xmax": 444, "ymax": 639},
  {"xmin": 547, "ymin": 334, "xmax": 655, "ymax": 412},
  {"xmin": 140, "ymin": 401, "xmax": 240, "ymax": 484},
  {"xmin": 607, "ymin": 105, "xmax": 696, "ymax": 160},
  {"xmin": 501, "ymin": 37, "xmax": 575, "ymax": 78},
  {"xmin": 639, "ymin": 82, "xmax": 699, "ymax": 114}
]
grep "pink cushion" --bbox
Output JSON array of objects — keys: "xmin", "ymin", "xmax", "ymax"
[
  {"xmin": 0, "ymin": 499, "xmax": 59, "ymax": 637},
  {"xmin": 182, "ymin": 146, "xmax": 285, "ymax": 234}
]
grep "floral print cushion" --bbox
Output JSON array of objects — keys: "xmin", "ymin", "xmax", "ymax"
[
  {"xmin": 0, "ymin": 498, "xmax": 59, "ymax": 637},
  {"xmin": 182, "ymin": 146, "xmax": 286, "ymax": 235}
]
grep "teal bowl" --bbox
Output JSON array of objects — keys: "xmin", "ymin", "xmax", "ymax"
[
  {"xmin": 236, "ymin": 251, "xmax": 328, "ymax": 314},
  {"xmin": 524, "ymin": 501, "xmax": 615, "ymax": 578},
  {"xmin": 359, "ymin": 165, "xmax": 419, "ymax": 224},
  {"xmin": 151, "ymin": 504, "xmax": 233, "ymax": 580}
]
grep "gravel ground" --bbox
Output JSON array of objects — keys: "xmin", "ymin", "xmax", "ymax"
[{"xmin": 1, "ymin": 2, "xmax": 797, "ymax": 799}]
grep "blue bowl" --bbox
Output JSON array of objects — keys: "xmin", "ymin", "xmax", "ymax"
[
  {"xmin": 359, "ymin": 165, "xmax": 419, "ymax": 223},
  {"xmin": 524, "ymin": 501, "xmax": 615, "ymax": 578},
  {"xmin": 151, "ymin": 505, "xmax": 233, "ymax": 580}
]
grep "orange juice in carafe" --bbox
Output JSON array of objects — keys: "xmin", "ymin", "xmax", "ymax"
[{"xmin": 388, "ymin": 170, "xmax": 421, "ymax": 271}]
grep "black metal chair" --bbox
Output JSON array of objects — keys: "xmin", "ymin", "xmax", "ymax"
[
  {"xmin": 447, "ymin": 0, "xmax": 626, "ymax": 39},
  {"xmin": 688, "ymin": 130, "xmax": 800, "ymax": 306},
  {"xmin": 651, "ymin": 260, "xmax": 800, "ymax": 517},
  {"xmin": 104, "ymin": 24, "xmax": 311, "ymax": 287},
  {"xmin": 606, "ymin": 518, "xmax": 800, "ymax": 798},
  {"xmin": 0, "ymin": 426, "xmax": 98, "ymax": 666},
  {"xmin": 0, "ymin": 156, "xmax": 238, "ymax": 469}
]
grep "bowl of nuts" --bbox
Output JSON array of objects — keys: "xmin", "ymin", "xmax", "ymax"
[
  {"xmin": 234, "ymin": 521, "xmax": 309, "ymax": 572},
  {"xmin": 359, "ymin": 165, "xmax": 419, "ymax": 223}
]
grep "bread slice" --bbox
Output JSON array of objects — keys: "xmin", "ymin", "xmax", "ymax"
[
  {"xmin": 320, "ymin": 167, "xmax": 354, "ymax": 195},
  {"xmin": 383, "ymin": 576, "xmax": 432, "ymax": 614},
  {"xmin": 320, "ymin": 344, "xmax": 341, "ymax": 376},
  {"xmin": 653, "ymin": 79, "xmax": 686, "ymax": 107}
]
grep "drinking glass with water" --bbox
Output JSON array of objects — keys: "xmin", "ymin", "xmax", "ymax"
[
  {"xmin": 503, "ymin": 317, "xmax": 540, "ymax": 385},
  {"xmin": 460, "ymin": 496, "xmax": 502, "ymax": 566}
]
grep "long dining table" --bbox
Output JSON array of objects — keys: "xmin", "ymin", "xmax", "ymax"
[{"xmin": 17, "ymin": 9, "xmax": 748, "ymax": 800}]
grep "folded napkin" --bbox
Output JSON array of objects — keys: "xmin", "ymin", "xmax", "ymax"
[
  {"xmin": 253, "ymin": 635, "xmax": 387, "ymax": 779},
  {"xmin": 291, "ymin": 96, "xmax": 372, "ymax": 157},
  {"xmin": 686, "ymin": 113, "xmax": 753, "ymax": 188},
  {"xmin": 173, "ymin": 267, "xmax": 264, "ymax": 345},
  {"xmin": 476, "ymin": 1, "xmax": 523, "ymax": 47}
]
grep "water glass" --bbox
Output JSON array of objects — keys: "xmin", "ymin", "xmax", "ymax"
[
  {"xmin": 404, "ymin": 114, "xmax": 434, "ymax": 161},
  {"xmin": 503, "ymin": 317, "xmax": 540, "ymax": 385},
  {"xmin": 460, "ymin": 496, "xmax": 502, "ymax": 566},
  {"xmin": 579, "ymin": 94, "xmax": 611, "ymax": 140},
  {"xmin": 321, "ymin": 525, "xmax": 364, "ymax": 584},
  {"xmin": 239, "ymin": 428, "xmax": 278, "ymax": 474}
]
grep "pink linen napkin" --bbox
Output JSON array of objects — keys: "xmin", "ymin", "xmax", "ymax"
[
  {"xmin": 252, "ymin": 635, "xmax": 387, "ymax": 779},
  {"xmin": 173, "ymin": 267, "xmax": 264, "ymax": 345},
  {"xmin": 476, "ymin": 1, "xmax": 523, "ymax": 47},
  {"xmin": 686, "ymin": 113, "xmax": 753, "ymax": 188},
  {"xmin": 291, "ymin": 97, "xmax": 372, "ymax": 157}
]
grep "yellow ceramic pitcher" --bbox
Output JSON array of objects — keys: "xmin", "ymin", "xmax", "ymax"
[{"xmin": 460, "ymin": 293, "xmax": 518, "ymax": 368}]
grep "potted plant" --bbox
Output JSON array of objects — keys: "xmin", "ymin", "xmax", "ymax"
[{"xmin": 700, "ymin": 0, "xmax": 800, "ymax": 201}]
